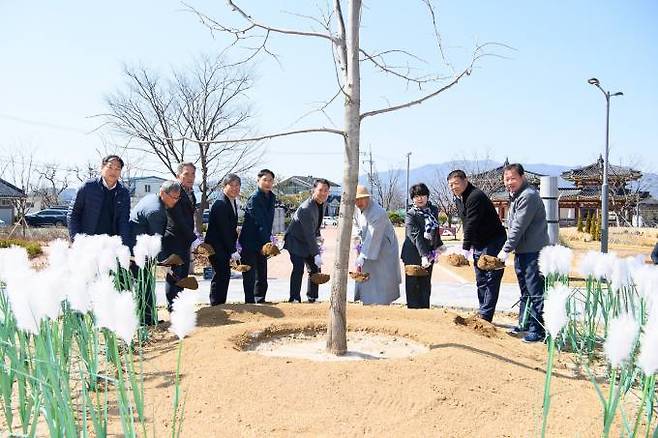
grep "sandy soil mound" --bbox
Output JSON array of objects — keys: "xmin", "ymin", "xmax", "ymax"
[{"xmin": 137, "ymin": 303, "xmax": 619, "ymax": 437}]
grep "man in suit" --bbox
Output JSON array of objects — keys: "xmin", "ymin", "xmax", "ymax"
[
  {"xmin": 448, "ymin": 169, "xmax": 507, "ymax": 323},
  {"xmin": 68, "ymin": 155, "xmax": 131, "ymax": 246},
  {"xmin": 205, "ymin": 174, "xmax": 241, "ymax": 305},
  {"xmin": 283, "ymin": 178, "xmax": 330, "ymax": 303},
  {"xmin": 239, "ymin": 169, "xmax": 276, "ymax": 304},
  {"xmin": 163, "ymin": 162, "xmax": 199, "ymax": 311},
  {"xmin": 129, "ymin": 180, "xmax": 182, "ymax": 325}
]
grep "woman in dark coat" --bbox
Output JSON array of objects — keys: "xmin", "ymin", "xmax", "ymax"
[{"xmin": 400, "ymin": 183, "xmax": 445, "ymax": 308}]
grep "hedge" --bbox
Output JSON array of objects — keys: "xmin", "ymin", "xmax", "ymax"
[{"xmin": 0, "ymin": 239, "xmax": 44, "ymax": 258}]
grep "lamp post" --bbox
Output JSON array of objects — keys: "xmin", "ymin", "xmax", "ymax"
[
  {"xmin": 405, "ymin": 152, "xmax": 412, "ymax": 209},
  {"xmin": 587, "ymin": 77, "xmax": 623, "ymax": 253}
]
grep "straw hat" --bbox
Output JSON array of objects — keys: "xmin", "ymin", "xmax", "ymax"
[{"xmin": 355, "ymin": 185, "xmax": 371, "ymax": 200}]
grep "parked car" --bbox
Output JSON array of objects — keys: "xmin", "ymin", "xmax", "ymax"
[
  {"xmin": 322, "ymin": 216, "xmax": 338, "ymax": 227},
  {"xmin": 25, "ymin": 209, "xmax": 68, "ymax": 227}
]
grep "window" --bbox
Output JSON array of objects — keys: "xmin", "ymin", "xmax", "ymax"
[{"xmin": 144, "ymin": 184, "xmax": 151, "ymax": 193}]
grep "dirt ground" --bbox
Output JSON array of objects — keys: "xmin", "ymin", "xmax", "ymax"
[{"xmin": 135, "ymin": 303, "xmax": 633, "ymax": 437}]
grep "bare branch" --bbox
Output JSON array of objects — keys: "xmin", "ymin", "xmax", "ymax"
[
  {"xmin": 360, "ymin": 43, "xmax": 500, "ymax": 120},
  {"xmin": 166, "ymin": 127, "xmax": 345, "ymax": 145}
]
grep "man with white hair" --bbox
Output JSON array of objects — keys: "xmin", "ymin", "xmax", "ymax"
[{"xmin": 353, "ymin": 185, "xmax": 401, "ymax": 305}]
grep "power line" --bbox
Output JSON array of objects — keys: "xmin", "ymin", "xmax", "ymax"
[{"xmin": 0, "ymin": 113, "xmax": 92, "ymax": 134}]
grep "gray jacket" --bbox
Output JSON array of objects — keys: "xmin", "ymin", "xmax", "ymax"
[
  {"xmin": 503, "ymin": 181, "xmax": 549, "ymax": 254},
  {"xmin": 283, "ymin": 196, "xmax": 323, "ymax": 258},
  {"xmin": 129, "ymin": 193, "xmax": 167, "ymax": 250}
]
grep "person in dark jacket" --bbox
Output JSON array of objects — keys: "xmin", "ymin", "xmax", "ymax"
[
  {"xmin": 651, "ymin": 242, "xmax": 658, "ymax": 264},
  {"xmin": 129, "ymin": 180, "xmax": 182, "ymax": 325},
  {"xmin": 67, "ymin": 155, "xmax": 131, "ymax": 246},
  {"xmin": 205, "ymin": 174, "xmax": 241, "ymax": 305},
  {"xmin": 400, "ymin": 183, "xmax": 445, "ymax": 309},
  {"xmin": 238, "ymin": 169, "xmax": 276, "ymax": 304},
  {"xmin": 163, "ymin": 162, "xmax": 199, "ymax": 311},
  {"xmin": 283, "ymin": 178, "xmax": 330, "ymax": 303},
  {"xmin": 497, "ymin": 163, "xmax": 549, "ymax": 343},
  {"xmin": 448, "ymin": 169, "xmax": 507, "ymax": 322}
]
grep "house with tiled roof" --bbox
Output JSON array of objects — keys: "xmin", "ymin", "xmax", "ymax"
[
  {"xmin": 0, "ymin": 177, "xmax": 27, "ymax": 225},
  {"xmin": 275, "ymin": 175, "xmax": 342, "ymax": 216}
]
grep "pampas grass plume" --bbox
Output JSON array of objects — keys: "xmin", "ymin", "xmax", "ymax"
[
  {"xmin": 543, "ymin": 284, "xmax": 571, "ymax": 338},
  {"xmin": 604, "ymin": 313, "xmax": 640, "ymax": 368},
  {"xmin": 170, "ymin": 292, "xmax": 198, "ymax": 340}
]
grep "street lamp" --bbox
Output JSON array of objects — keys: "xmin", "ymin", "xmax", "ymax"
[{"xmin": 588, "ymin": 77, "xmax": 623, "ymax": 253}]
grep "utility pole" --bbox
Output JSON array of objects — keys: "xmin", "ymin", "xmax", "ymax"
[
  {"xmin": 405, "ymin": 152, "xmax": 412, "ymax": 209},
  {"xmin": 368, "ymin": 146, "xmax": 374, "ymax": 195},
  {"xmin": 361, "ymin": 145, "xmax": 375, "ymax": 195}
]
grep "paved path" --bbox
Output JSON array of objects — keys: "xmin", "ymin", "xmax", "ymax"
[{"xmin": 155, "ymin": 272, "xmax": 523, "ymax": 312}]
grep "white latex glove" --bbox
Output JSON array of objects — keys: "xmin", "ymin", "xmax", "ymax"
[
  {"xmin": 423, "ymin": 231, "xmax": 433, "ymax": 241},
  {"xmin": 421, "ymin": 256, "xmax": 432, "ymax": 268},
  {"xmin": 191, "ymin": 237, "xmax": 203, "ymax": 251},
  {"xmin": 314, "ymin": 254, "xmax": 323, "ymax": 267},
  {"xmin": 230, "ymin": 251, "xmax": 241, "ymax": 262},
  {"xmin": 355, "ymin": 253, "xmax": 366, "ymax": 268},
  {"xmin": 436, "ymin": 245, "xmax": 447, "ymax": 255},
  {"xmin": 463, "ymin": 248, "xmax": 473, "ymax": 260},
  {"xmin": 195, "ymin": 232, "xmax": 204, "ymax": 242},
  {"xmin": 497, "ymin": 250, "xmax": 510, "ymax": 262}
]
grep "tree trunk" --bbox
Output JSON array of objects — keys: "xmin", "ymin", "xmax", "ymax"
[{"xmin": 327, "ymin": 0, "xmax": 361, "ymax": 355}]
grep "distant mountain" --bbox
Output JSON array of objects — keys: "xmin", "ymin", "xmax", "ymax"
[{"xmin": 361, "ymin": 160, "xmax": 658, "ymax": 198}]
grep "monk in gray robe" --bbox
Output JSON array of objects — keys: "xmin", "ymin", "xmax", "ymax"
[{"xmin": 353, "ymin": 185, "xmax": 401, "ymax": 305}]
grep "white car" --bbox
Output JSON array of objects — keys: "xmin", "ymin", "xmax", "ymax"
[{"xmin": 322, "ymin": 216, "xmax": 338, "ymax": 227}]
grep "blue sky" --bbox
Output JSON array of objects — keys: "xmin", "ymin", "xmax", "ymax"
[{"xmin": 1, "ymin": 1, "xmax": 656, "ymax": 183}]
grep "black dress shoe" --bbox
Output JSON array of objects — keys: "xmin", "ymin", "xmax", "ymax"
[
  {"xmin": 307, "ymin": 298, "xmax": 317, "ymax": 303},
  {"xmin": 288, "ymin": 297, "xmax": 301, "ymax": 303}
]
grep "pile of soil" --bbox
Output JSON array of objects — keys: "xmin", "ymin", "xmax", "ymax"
[{"xmin": 133, "ymin": 303, "xmax": 621, "ymax": 437}]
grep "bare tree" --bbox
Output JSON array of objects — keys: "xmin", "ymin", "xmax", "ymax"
[
  {"xmin": 370, "ymin": 164, "xmax": 404, "ymax": 211},
  {"xmin": 186, "ymin": 0, "xmax": 501, "ymax": 354},
  {"xmin": 102, "ymin": 57, "xmax": 261, "ymax": 220},
  {"xmin": 34, "ymin": 162, "xmax": 70, "ymax": 208},
  {"xmin": 5, "ymin": 150, "xmax": 37, "ymax": 237},
  {"xmin": 72, "ymin": 161, "xmax": 99, "ymax": 183},
  {"xmin": 428, "ymin": 168, "xmax": 459, "ymax": 225}
]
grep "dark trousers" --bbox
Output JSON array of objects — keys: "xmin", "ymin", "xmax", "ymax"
[
  {"xmin": 405, "ymin": 265, "xmax": 433, "ymax": 309},
  {"xmin": 165, "ymin": 251, "xmax": 191, "ymax": 312},
  {"xmin": 289, "ymin": 253, "xmax": 319, "ymax": 302},
  {"xmin": 209, "ymin": 254, "xmax": 231, "ymax": 305},
  {"xmin": 472, "ymin": 235, "xmax": 506, "ymax": 322},
  {"xmin": 129, "ymin": 262, "xmax": 157, "ymax": 326},
  {"xmin": 514, "ymin": 251, "xmax": 545, "ymax": 335},
  {"xmin": 241, "ymin": 249, "xmax": 268, "ymax": 303}
]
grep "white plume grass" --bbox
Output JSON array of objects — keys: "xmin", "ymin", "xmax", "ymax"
[
  {"xmin": 543, "ymin": 284, "xmax": 571, "ymax": 338},
  {"xmin": 604, "ymin": 313, "xmax": 640, "ymax": 368},
  {"xmin": 113, "ymin": 292, "xmax": 139, "ymax": 344},
  {"xmin": 170, "ymin": 292, "xmax": 198, "ymax": 340}
]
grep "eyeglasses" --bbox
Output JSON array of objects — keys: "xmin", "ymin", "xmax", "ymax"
[{"xmin": 165, "ymin": 192, "xmax": 181, "ymax": 201}]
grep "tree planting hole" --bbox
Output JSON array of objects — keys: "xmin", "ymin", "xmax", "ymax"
[{"xmin": 247, "ymin": 331, "xmax": 429, "ymax": 362}]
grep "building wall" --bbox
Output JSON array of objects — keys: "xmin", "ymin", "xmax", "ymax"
[{"xmin": 0, "ymin": 206, "xmax": 12, "ymax": 225}]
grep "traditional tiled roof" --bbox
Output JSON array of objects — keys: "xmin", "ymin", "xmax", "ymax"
[
  {"xmin": 0, "ymin": 178, "xmax": 26, "ymax": 199},
  {"xmin": 276, "ymin": 176, "xmax": 341, "ymax": 189},
  {"xmin": 561, "ymin": 156, "xmax": 642, "ymax": 182},
  {"xmin": 469, "ymin": 158, "xmax": 544, "ymax": 188}
]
